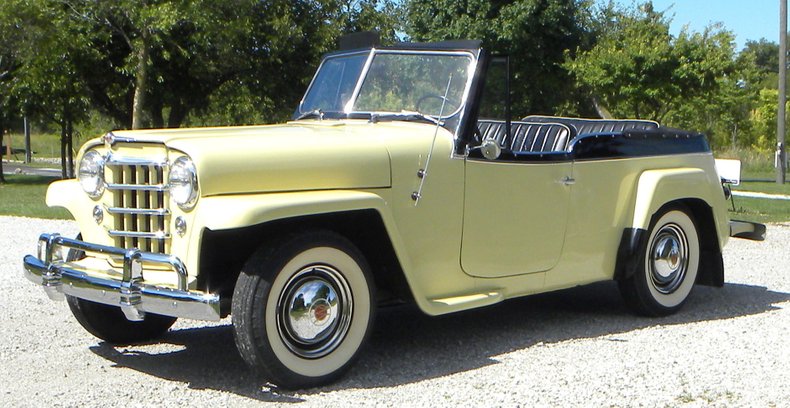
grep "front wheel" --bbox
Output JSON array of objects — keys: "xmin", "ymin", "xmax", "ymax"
[
  {"xmin": 67, "ymin": 297, "xmax": 177, "ymax": 344},
  {"xmin": 619, "ymin": 207, "xmax": 700, "ymax": 316},
  {"xmin": 65, "ymin": 236, "xmax": 176, "ymax": 344},
  {"xmin": 232, "ymin": 231, "xmax": 375, "ymax": 389}
]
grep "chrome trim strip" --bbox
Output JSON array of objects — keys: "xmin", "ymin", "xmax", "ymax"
[
  {"xmin": 105, "ymin": 153, "xmax": 168, "ymax": 168},
  {"xmin": 344, "ymin": 48, "xmax": 376, "ymax": 113},
  {"xmin": 108, "ymin": 230, "xmax": 170, "ymax": 240},
  {"xmin": 106, "ymin": 183, "xmax": 168, "ymax": 192},
  {"xmin": 103, "ymin": 132, "xmax": 169, "ymax": 148},
  {"xmin": 106, "ymin": 206, "xmax": 169, "ymax": 216}
]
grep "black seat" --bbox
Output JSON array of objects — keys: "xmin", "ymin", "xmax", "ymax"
[
  {"xmin": 477, "ymin": 119, "xmax": 574, "ymax": 153},
  {"xmin": 523, "ymin": 116, "xmax": 659, "ymax": 136}
]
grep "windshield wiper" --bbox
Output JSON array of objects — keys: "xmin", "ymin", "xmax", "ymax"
[
  {"xmin": 295, "ymin": 109, "xmax": 324, "ymax": 121},
  {"xmin": 369, "ymin": 111, "xmax": 442, "ymax": 126}
]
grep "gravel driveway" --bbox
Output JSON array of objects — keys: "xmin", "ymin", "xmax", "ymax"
[{"xmin": 1, "ymin": 216, "xmax": 788, "ymax": 407}]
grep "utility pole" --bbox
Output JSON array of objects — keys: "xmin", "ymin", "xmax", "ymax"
[{"xmin": 779, "ymin": 0, "xmax": 787, "ymax": 184}]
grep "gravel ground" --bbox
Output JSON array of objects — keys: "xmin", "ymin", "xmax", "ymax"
[{"xmin": 1, "ymin": 216, "xmax": 788, "ymax": 407}]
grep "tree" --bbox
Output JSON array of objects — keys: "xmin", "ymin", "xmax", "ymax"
[
  {"xmin": 7, "ymin": 0, "xmax": 93, "ymax": 178},
  {"xmin": 565, "ymin": 1, "xmax": 740, "ymax": 135},
  {"xmin": 0, "ymin": 1, "xmax": 24, "ymax": 183},
  {"xmin": 188, "ymin": 0, "xmax": 404, "ymax": 126},
  {"xmin": 405, "ymin": 0, "xmax": 593, "ymax": 117},
  {"xmin": 750, "ymin": 88, "xmax": 789, "ymax": 152}
]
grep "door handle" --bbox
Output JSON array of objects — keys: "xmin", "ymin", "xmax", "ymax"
[{"xmin": 560, "ymin": 176, "xmax": 576, "ymax": 186}]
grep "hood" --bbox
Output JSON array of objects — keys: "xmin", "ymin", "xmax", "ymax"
[{"xmin": 106, "ymin": 121, "xmax": 399, "ymax": 196}]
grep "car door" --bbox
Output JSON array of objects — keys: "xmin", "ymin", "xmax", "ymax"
[{"xmin": 460, "ymin": 156, "xmax": 572, "ymax": 278}]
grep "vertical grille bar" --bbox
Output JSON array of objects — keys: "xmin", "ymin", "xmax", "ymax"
[{"xmin": 105, "ymin": 151, "xmax": 170, "ymax": 254}]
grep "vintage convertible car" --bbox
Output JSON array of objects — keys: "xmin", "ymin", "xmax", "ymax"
[{"xmin": 23, "ymin": 38, "xmax": 765, "ymax": 389}]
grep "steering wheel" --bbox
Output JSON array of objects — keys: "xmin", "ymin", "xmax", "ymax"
[{"xmin": 415, "ymin": 94, "xmax": 454, "ymax": 115}]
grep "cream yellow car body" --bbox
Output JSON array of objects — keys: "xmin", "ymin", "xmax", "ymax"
[{"xmin": 45, "ymin": 118, "xmax": 729, "ymax": 317}]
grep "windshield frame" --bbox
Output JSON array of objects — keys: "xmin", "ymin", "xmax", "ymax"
[{"xmin": 295, "ymin": 47, "xmax": 480, "ymax": 135}]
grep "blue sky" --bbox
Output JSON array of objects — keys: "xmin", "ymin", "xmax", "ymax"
[{"xmin": 603, "ymin": 0, "xmax": 780, "ymax": 49}]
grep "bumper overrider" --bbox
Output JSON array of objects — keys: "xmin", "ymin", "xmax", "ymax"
[{"xmin": 23, "ymin": 233, "xmax": 220, "ymax": 322}]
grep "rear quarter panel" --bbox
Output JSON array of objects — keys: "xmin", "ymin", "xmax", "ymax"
[{"xmin": 544, "ymin": 152, "xmax": 728, "ymax": 290}]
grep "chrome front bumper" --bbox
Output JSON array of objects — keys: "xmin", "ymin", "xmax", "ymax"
[{"xmin": 23, "ymin": 233, "xmax": 220, "ymax": 322}]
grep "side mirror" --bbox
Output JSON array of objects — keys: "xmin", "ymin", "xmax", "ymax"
[{"xmin": 480, "ymin": 139, "xmax": 501, "ymax": 160}]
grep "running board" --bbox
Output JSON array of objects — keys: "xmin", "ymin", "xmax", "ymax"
[{"xmin": 429, "ymin": 291, "xmax": 503, "ymax": 311}]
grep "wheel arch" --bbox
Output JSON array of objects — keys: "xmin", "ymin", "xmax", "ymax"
[
  {"xmin": 614, "ymin": 198, "xmax": 723, "ymax": 287},
  {"xmin": 198, "ymin": 209, "xmax": 413, "ymax": 316}
]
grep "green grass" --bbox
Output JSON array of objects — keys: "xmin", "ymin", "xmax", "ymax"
[
  {"xmin": 733, "ymin": 181, "xmax": 790, "ymax": 195},
  {"xmin": 3, "ymin": 130, "xmax": 96, "ymax": 159},
  {"xmin": 728, "ymin": 196, "xmax": 790, "ymax": 224},
  {"xmin": 0, "ymin": 175, "xmax": 71, "ymax": 219},
  {"xmin": 3, "ymin": 132, "xmax": 61, "ymax": 158},
  {"xmin": 728, "ymin": 181, "xmax": 790, "ymax": 224}
]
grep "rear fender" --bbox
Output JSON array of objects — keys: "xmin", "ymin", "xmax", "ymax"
[{"xmin": 631, "ymin": 168, "xmax": 710, "ymax": 230}]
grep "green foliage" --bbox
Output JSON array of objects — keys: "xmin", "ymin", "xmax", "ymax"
[
  {"xmin": 405, "ymin": 0, "xmax": 593, "ymax": 117},
  {"xmin": 748, "ymin": 89, "xmax": 789, "ymax": 153},
  {"xmin": 0, "ymin": 0, "xmax": 786, "ymax": 174},
  {"xmin": 1, "ymin": 0, "xmax": 403, "ymax": 135},
  {"xmin": 563, "ymin": 1, "xmax": 784, "ymax": 153},
  {"xmin": 565, "ymin": 3, "xmax": 736, "ymax": 122}
]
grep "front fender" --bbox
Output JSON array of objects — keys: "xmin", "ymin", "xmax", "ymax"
[
  {"xmin": 45, "ymin": 180, "xmax": 113, "ymax": 246},
  {"xmin": 199, "ymin": 190, "xmax": 390, "ymax": 230},
  {"xmin": 193, "ymin": 189, "xmax": 414, "ymax": 274}
]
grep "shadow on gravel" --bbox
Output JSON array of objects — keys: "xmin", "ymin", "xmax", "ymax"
[
  {"xmin": 89, "ymin": 281, "xmax": 790, "ymax": 399},
  {"xmin": 89, "ymin": 327, "xmax": 304, "ymax": 403}
]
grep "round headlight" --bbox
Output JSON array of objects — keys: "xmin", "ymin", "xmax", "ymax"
[
  {"xmin": 169, "ymin": 156, "xmax": 198, "ymax": 210},
  {"xmin": 78, "ymin": 150, "xmax": 105, "ymax": 198}
]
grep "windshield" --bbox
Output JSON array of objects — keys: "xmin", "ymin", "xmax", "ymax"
[
  {"xmin": 300, "ymin": 52, "xmax": 368, "ymax": 113},
  {"xmin": 297, "ymin": 50, "xmax": 475, "ymax": 128}
]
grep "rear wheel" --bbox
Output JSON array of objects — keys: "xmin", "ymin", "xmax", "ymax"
[
  {"xmin": 232, "ymin": 231, "xmax": 375, "ymax": 389},
  {"xmin": 619, "ymin": 207, "xmax": 700, "ymax": 316},
  {"xmin": 65, "ymin": 236, "xmax": 176, "ymax": 344}
]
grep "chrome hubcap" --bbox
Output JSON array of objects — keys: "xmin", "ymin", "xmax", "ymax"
[
  {"xmin": 649, "ymin": 223, "xmax": 688, "ymax": 294},
  {"xmin": 277, "ymin": 264, "xmax": 353, "ymax": 359}
]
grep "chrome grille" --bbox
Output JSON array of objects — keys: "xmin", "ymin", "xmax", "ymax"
[{"xmin": 105, "ymin": 154, "xmax": 170, "ymax": 253}]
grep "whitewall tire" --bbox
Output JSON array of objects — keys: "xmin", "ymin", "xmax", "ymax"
[
  {"xmin": 619, "ymin": 207, "xmax": 700, "ymax": 316},
  {"xmin": 232, "ymin": 231, "xmax": 375, "ymax": 389}
]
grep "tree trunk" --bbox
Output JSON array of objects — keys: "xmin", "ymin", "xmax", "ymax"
[
  {"xmin": 0, "ymin": 116, "xmax": 6, "ymax": 184},
  {"xmin": 131, "ymin": 33, "xmax": 150, "ymax": 130},
  {"xmin": 60, "ymin": 120, "xmax": 67, "ymax": 179},
  {"xmin": 167, "ymin": 100, "xmax": 187, "ymax": 128},
  {"xmin": 66, "ymin": 119, "xmax": 74, "ymax": 178},
  {"xmin": 150, "ymin": 98, "xmax": 164, "ymax": 128}
]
